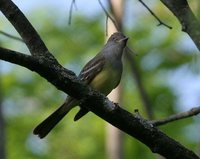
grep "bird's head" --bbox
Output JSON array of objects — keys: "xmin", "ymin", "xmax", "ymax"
[{"xmin": 107, "ymin": 32, "xmax": 128, "ymax": 47}]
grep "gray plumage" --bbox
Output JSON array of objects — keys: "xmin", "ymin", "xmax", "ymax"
[{"xmin": 33, "ymin": 32, "xmax": 128, "ymax": 138}]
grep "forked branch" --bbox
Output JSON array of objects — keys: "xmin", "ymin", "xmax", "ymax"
[{"xmin": 0, "ymin": 1, "xmax": 199, "ymax": 159}]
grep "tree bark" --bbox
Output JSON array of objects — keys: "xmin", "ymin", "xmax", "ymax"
[
  {"xmin": 0, "ymin": 1, "xmax": 199, "ymax": 159},
  {"xmin": 160, "ymin": 0, "xmax": 200, "ymax": 51}
]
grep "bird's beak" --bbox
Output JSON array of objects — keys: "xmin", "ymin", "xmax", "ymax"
[{"xmin": 118, "ymin": 37, "xmax": 129, "ymax": 43}]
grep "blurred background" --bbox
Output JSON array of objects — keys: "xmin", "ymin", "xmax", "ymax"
[{"xmin": 0, "ymin": 0, "xmax": 200, "ymax": 159}]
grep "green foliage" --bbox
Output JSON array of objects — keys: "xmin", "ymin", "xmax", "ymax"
[{"xmin": 1, "ymin": 1, "xmax": 200, "ymax": 159}]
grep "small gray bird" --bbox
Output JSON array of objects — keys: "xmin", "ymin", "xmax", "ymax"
[{"xmin": 33, "ymin": 32, "xmax": 128, "ymax": 138}]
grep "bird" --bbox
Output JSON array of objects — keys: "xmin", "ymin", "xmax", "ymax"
[{"xmin": 33, "ymin": 32, "xmax": 128, "ymax": 138}]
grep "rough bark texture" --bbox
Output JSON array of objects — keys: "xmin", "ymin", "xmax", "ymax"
[
  {"xmin": 160, "ymin": 0, "xmax": 200, "ymax": 50},
  {"xmin": 0, "ymin": 0, "xmax": 199, "ymax": 159}
]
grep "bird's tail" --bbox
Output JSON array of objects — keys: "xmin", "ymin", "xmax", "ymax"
[
  {"xmin": 74, "ymin": 108, "xmax": 89, "ymax": 121},
  {"xmin": 33, "ymin": 98, "xmax": 77, "ymax": 138}
]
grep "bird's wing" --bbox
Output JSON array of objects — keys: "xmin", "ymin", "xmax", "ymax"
[
  {"xmin": 75, "ymin": 54, "xmax": 105, "ymax": 121},
  {"xmin": 78, "ymin": 54, "xmax": 105, "ymax": 84}
]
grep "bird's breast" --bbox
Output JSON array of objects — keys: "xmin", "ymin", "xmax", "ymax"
[{"xmin": 90, "ymin": 64, "xmax": 122, "ymax": 95}]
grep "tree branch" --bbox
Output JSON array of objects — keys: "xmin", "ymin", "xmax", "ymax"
[
  {"xmin": 98, "ymin": 0, "xmax": 120, "ymax": 31},
  {"xmin": 80, "ymin": 95, "xmax": 199, "ymax": 159},
  {"xmin": 150, "ymin": 106, "xmax": 200, "ymax": 126},
  {"xmin": 68, "ymin": 0, "xmax": 77, "ymax": 25},
  {"xmin": 138, "ymin": 0, "xmax": 172, "ymax": 29},
  {"xmin": 0, "ymin": 47, "xmax": 80, "ymax": 98},
  {"xmin": 0, "ymin": 46, "xmax": 199, "ymax": 158},
  {"xmin": 0, "ymin": 1, "xmax": 200, "ymax": 158},
  {"xmin": 0, "ymin": 30, "xmax": 23, "ymax": 42},
  {"xmin": 0, "ymin": 0, "xmax": 49, "ymax": 56},
  {"xmin": 160, "ymin": 0, "xmax": 200, "ymax": 51}
]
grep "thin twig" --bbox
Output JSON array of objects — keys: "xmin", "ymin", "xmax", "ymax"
[
  {"xmin": 150, "ymin": 106, "xmax": 200, "ymax": 126},
  {"xmin": 0, "ymin": 30, "xmax": 24, "ymax": 42},
  {"xmin": 98, "ymin": 0, "xmax": 120, "ymax": 31},
  {"xmin": 138, "ymin": 0, "xmax": 172, "ymax": 29},
  {"xmin": 68, "ymin": 0, "xmax": 77, "ymax": 25}
]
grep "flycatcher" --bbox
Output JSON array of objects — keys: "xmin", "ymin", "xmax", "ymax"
[{"xmin": 33, "ymin": 32, "xmax": 128, "ymax": 138}]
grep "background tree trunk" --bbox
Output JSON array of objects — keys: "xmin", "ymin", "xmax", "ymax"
[{"xmin": 106, "ymin": 1, "xmax": 124, "ymax": 159}]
